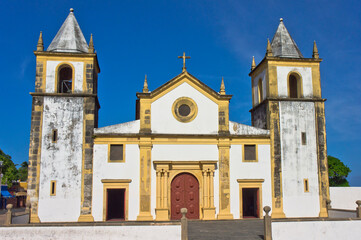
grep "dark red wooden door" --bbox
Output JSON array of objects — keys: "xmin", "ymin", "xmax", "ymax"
[{"xmin": 171, "ymin": 173, "xmax": 199, "ymax": 220}]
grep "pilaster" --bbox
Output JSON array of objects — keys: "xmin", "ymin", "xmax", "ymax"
[
  {"xmin": 137, "ymin": 137, "xmax": 153, "ymax": 220},
  {"xmin": 217, "ymin": 138, "xmax": 233, "ymax": 219}
]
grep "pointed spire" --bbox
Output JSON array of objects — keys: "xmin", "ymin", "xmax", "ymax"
[
  {"xmin": 143, "ymin": 75, "xmax": 149, "ymax": 93},
  {"xmin": 312, "ymin": 41, "xmax": 319, "ymax": 59},
  {"xmin": 220, "ymin": 77, "xmax": 226, "ymax": 95},
  {"xmin": 47, "ymin": 8, "xmax": 89, "ymax": 53},
  {"xmin": 88, "ymin": 34, "xmax": 94, "ymax": 53},
  {"xmin": 270, "ymin": 18, "xmax": 303, "ymax": 58},
  {"xmin": 37, "ymin": 31, "xmax": 44, "ymax": 51},
  {"xmin": 266, "ymin": 39, "xmax": 273, "ymax": 57},
  {"xmin": 251, "ymin": 56, "xmax": 256, "ymax": 70}
]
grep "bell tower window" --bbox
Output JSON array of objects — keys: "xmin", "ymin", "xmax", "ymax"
[
  {"xmin": 288, "ymin": 74, "xmax": 302, "ymax": 98},
  {"xmin": 58, "ymin": 65, "xmax": 73, "ymax": 93}
]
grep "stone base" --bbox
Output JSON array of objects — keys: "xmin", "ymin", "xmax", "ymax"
[
  {"xmin": 78, "ymin": 214, "xmax": 94, "ymax": 222},
  {"xmin": 30, "ymin": 215, "xmax": 41, "ymax": 223},
  {"xmin": 217, "ymin": 213, "xmax": 233, "ymax": 220},
  {"xmin": 271, "ymin": 209, "xmax": 286, "ymax": 218},
  {"xmin": 155, "ymin": 208, "xmax": 169, "ymax": 221},
  {"xmin": 137, "ymin": 212, "xmax": 153, "ymax": 221},
  {"xmin": 203, "ymin": 207, "xmax": 216, "ymax": 220}
]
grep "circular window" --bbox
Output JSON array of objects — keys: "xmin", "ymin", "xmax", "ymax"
[{"xmin": 172, "ymin": 97, "xmax": 198, "ymax": 123}]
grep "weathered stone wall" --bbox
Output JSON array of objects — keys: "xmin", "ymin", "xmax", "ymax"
[{"xmin": 251, "ymin": 102, "xmax": 268, "ymax": 129}]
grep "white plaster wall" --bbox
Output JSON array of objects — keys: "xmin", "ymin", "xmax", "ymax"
[
  {"xmin": 277, "ymin": 66, "xmax": 313, "ymax": 98},
  {"xmin": 0, "ymin": 225, "xmax": 181, "ymax": 240},
  {"xmin": 230, "ymin": 144, "xmax": 272, "ymax": 218},
  {"xmin": 272, "ymin": 220, "xmax": 361, "ymax": 240},
  {"xmin": 330, "ymin": 187, "xmax": 361, "ymax": 210},
  {"xmin": 38, "ymin": 97, "xmax": 83, "ymax": 222},
  {"xmin": 152, "ymin": 144, "xmax": 218, "ymax": 161},
  {"xmin": 279, "ymin": 101, "xmax": 320, "ymax": 217},
  {"xmin": 92, "ymin": 144, "xmax": 140, "ymax": 221},
  {"xmin": 252, "ymin": 69, "xmax": 266, "ymax": 105},
  {"xmin": 46, "ymin": 61, "xmax": 84, "ymax": 93},
  {"xmin": 151, "ymin": 82, "xmax": 218, "ymax": 134}
]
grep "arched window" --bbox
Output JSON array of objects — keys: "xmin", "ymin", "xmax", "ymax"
[
  {"xmin": 257, "ymin": 79, "xmax": 263, "ymax": 103},
  {"xmin": 58, "ymin": 65, "xmax": 73, "ymax": 93},
  {"xmin": 288, "ymin": 74, "xmax": 301, "ymax": 98}
]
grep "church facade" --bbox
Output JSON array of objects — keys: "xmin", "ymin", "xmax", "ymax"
[{"xmin": 27, "ymin": 10, "xmax": 329, "ymax": 223}]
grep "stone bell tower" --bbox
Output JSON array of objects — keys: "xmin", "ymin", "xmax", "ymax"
[
  {"xmin": 27, "ymin": 8, "xmax": 100, "ymax": 223},
  {"xmin": 249, "ymin": 19, "xmax": 329, "ymax": 218}
]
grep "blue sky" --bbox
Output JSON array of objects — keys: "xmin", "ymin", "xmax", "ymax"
[{"xmin": 0, "ymin": 0, "xmax": 360, "ymax": 186}]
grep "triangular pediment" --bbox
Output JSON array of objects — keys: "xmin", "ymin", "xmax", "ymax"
[{"xmin": 137, "ymin": 71, "xmax": 232, "ymax": 103}]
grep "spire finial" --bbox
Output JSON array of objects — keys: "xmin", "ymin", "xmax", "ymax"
[
  {"xmin": 88, "ymin": 34, "xmax": 94, "ymax": 53},
  {"xmin": 266, "ymin": 38, "xmax": 273, "ymax": 57},
  {"xmin": 37, "ymin": 31, "xmax": 44, "ymax": 51},
  {"xmin": 251, "ymin": 56, "xmax": 256, "ymax": 71},
  {"xmin": 178, "ymin": 52, "xmax": 191, "ymax": 72},
  {"xmin": 220, "ymin": 77, "xmax": 226, "ymax": 95},
  {"xmin": 312, "ymin": 40, "xmax": 319, "ymax": 59},
  {"xmin": 280, "ymin": 18, "xmax": 283, "ymax": 22},
  {"xmin": 70, "ymin": 8, "xmax": 74, "ymax": 13},
  {"xmin": 143, "ymin": 75, "xmax": 149, "ymax": 93}
]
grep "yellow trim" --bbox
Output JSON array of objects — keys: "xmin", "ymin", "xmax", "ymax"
[
  {"xmin": 102, "ymin": 180, "xmax": 131, "ymax": 221},
  {"xmin": 242, "ymin": 144, "xmax": 258, "ymax": 162},
  {"xmin": 304, "ymin": 178, "xmax": 309, "ymax": 193},
  {"xmin": 50, "ymin": 180, "xmax": 56, "ymax": 196},
  {"xmin": 287, "ymin": 71, "xmax": 303, "ymax": 98},
  {"xmin": 55, "ymin": 62, "xmax": 75, "ymax": 93},
  {"xmin": 94, "ymin": 136, "xmax": 271, "ymax": 145},
  {"xmin": 150, "ymin": 72, "xmax": 225, "ymax": 104},
  {"xmin": 237, "ymin": 179, "xmax": 264, "ymax": 219},
  {"xmin": 172, "ymin": 97, "xmax": 198, "ymax": 123},
  {"xmin": 257, "ymin": 78, "xmax": 263, "ymax": 104},
  {"xmin": 108, "ymin": 144, "xmax": 126, "ymax": 163}
]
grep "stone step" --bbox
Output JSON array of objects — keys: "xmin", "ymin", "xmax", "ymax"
[{"xmin": 188, "ymin": 219, "xmax": 264, "ymax": 240}]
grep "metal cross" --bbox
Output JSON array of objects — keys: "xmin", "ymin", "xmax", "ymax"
[{"xmin": 178, "ymin": 52, "xmax": 191, "ymax": 72}]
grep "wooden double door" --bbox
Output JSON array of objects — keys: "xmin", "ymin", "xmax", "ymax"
[{"xmin": 171, "ymin": 173, "xmax": 199, "ymax": 220}]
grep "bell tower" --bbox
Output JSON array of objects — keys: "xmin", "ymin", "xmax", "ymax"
[
  {"xmin": 249, "ymin": 19, "xmax": 329, "ymax": 218},
  {"xmin": 27, "ymin": 9, "xmax": 100, "ymax": 223}
]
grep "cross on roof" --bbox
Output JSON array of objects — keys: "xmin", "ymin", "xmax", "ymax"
[{"xmin": 178, "ymin": 52, "xmax": 190, "ymax": 72}]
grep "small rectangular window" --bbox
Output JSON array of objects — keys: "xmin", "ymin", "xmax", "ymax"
[
  {"xmin": 301, "ymin": 132, "xmax": 307, "ymax": 145},
  {"xmin": 244, "ymin": 145, "xmax": 257, "ymax": 162},
  {"xmin": 52, "ymin": 129, "xmax": 58, "ymax": 143},
  {"xmin": 50, "ymin": 180, "xmax": 56, "ymax": 196},
  {"xmin": 109, "ymin": 144, "xmax": 124, "ymax": 162},
  {"xmin": 304, "ymin": 179, "xmax": 309, "ymax": 192}
]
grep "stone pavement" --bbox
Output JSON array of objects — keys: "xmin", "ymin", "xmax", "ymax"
[{"xmin": 188, "ymin": 219, "xmax": 264, "ymax": 240}]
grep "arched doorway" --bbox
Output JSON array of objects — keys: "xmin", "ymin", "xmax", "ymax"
[{"xmin": 171, "ymin": 173, "xmax": 199, "ymax": 220}]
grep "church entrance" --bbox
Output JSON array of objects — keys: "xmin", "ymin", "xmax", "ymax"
[
  {"xmin": 106, "ymin": 189, "xmax": 125, "ymax": 221},
  {"xmin": 242, "ymin": 188, "xmax": 259, "ymax": 218},
  {"xmin": 171, "ymin": 173, "xmax": 199, "ymax": 220}
]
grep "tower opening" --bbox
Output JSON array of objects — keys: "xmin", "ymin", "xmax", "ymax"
[
  {"xmin": 289, "ymin": 74, "xmax": 299, "ymax": 98},
  {"xmin": 58, "ymin": 65, "xmax": 73, "ymax": 93},
  {"xmin": 257, "ymin": 79, "xmax": 263, "ymax": 103}
]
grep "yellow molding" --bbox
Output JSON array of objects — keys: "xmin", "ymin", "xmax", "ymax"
[
  {"xmin": 108, "ymin": 144, "xmax": 126, "ymax": 163},
  {"xmin": 238, "ymin": 179, "xmax": 264, "ymax": 219},
  {"xmin": 54, "ymin": 62, "xmax": 75, "ymax": 93},
  {"xmin": 172, "ymin": 97, "xmax": 198, "ymax": 123},
  {"xmin": 50, "ymin": 180, "xmax": 56, "ymax": 196},
  {"xmin": 242, "ymin": 144, "xmax": 259, "ymax": 162},
  {"xmin": 101, "ymin": 179, "xmax": 132, "ymax": 183},
  {"xmin": 102, "ymin": 181, "xmax": 130, "ymax": 221}
]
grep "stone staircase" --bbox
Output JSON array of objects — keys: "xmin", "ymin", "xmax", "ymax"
[{"xmin": 188, "ymin": 219, "xmax": 264, "ymax": 240}]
